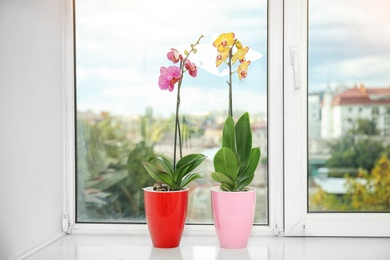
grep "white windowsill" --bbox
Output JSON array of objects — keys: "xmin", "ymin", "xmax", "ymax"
[
  {"xmin": 26, "ymin": 233, "xmax": 390, "ymax": 260},
  {"xmin": 69, "ymin": 223, "xmax": 276, "ymax": 237}
]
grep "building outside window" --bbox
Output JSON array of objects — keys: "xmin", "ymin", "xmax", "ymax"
[{"xmin": 308, "ymin": 0, "xmax": 390, "ymax": 213}]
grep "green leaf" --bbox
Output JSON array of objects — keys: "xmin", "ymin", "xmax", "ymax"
[
  {"xmin": 222, "ymin": 116, "xmax": 236, "ymax": 152},
  {"xmin": 174, "ymin": 154, "xmax": 206, "ymax": 182},
  {"xmin": 179, "ymin": 172, "xmax": 204, "ymax": 189},
  {"xmin": 147, "ymin": 156, "xmax": 173, "ymax": 175},
  {"xmin": 142, "ymin": 160, "xmax": 173, "ymax": 187},
  {"xmin": 213, "ymin": 147, "xmax": 238, "ymax": 182},
  {"xmin": 173, "ymin": 164, "xmax": 191, "ymax": 184},
  {"xmin": 211, "ymin": 171, "xmax": 235, "ymax": 186},
  {"xmin": 220, "ymin": 182, "xmax": 234, "ymax": 191},
  {"xmin": 236, "ymin": 147, "xmax": 260, "ymax": 190},
  {"xmin": 238, "ymin": 147, "xmax": 261, "ymax": 177},
  {"xmin": 247, "ymin": 148, "xmax": 261, "ymax": 174},
  {"xmin": 176, "ymin": 154, "xmax": 206, "ymax": 171},
  {"xmin": 235, "ymin": 112, "xmax": 252, "ymax": 174},
  {"xmin": 236, "ymin": 173, "xmax": 254, "ymax": 191}
]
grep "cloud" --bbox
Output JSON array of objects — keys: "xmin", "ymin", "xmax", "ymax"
[
  {"xmin": 75, "ymin": 0, "xmax": 268, "ymax": 117},
  {"xmin": 77, "ymin": 66, "xmax": 147, "ymax": 85},
  {"xmin": 175, "ymin": 44, "xmax": 263, "ymax": 77},
  {"xmin": 308, "ymin": 0, "xmax": 390, "ymax": 90},
  {"xmin": 76, "ymin": 0, "xmax": 390, "ymax": 115}
]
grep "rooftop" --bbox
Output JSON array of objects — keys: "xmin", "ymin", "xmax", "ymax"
[{"xmin": 332, "ymin": 84, "xmax": 390, "ymax": 106}]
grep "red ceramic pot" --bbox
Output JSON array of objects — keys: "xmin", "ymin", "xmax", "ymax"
[{"xmin": 143, "ymin": 187, "xmax": 189, "ymax": 248}]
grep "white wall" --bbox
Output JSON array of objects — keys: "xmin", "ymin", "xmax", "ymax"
[{"xmin": 0, "ymin": 0, "xmax": 65, "ymax": 259}]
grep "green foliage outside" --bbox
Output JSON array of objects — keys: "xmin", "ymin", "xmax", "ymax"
[
  {"xmin": 77, "ymin": 111, "xmax": 163, "ymax": 221},
  {"xmin": 310, "ymin": 118, "xmax": 390, "ymax": 211},
  {"xmin": 76, "ymin": 109, "xmax": 205, "ymax": 221},
  {"xmin": 310, "ymin": 154, "xmax": 390, "ymax": 211},
  {"xmin": 326, "ymin": 118, "xmax": 385, "ymax": 171}
]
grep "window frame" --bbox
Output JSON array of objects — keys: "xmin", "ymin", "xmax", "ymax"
[
  {"xmin": 65, "ymin": 0, "xmax": 390, "ymax": 238},
  {"xmin": 64, "ymin": 0, "xmax": 284, "ymax": 236},
  {"xmin": 284, "ymin": 0, "xmax": 390, "ymax": 237}
]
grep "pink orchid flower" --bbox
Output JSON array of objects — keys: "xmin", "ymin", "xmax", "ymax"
[
  {"xmin": 167, "ymin": 48, "xmax": 181, "ymax": 63},
  {"xmin": 184, "ymin": 59, "xmax": 197, "ymax": 77},
  {"xmin": 158, "ymin": 66, "xmax": 182, "ymax": 92}
]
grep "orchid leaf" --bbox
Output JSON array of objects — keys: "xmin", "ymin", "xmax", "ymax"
[
  {"xmin": 235, "ymin": 112, "xmax": 252, "ymax": 175},
  {"xmin": 220, "ymin": 182, "xmax": 234, "ymax": 192},
  {"xmin": 222, "ymin": 116, "xmax": 236, "ymax": 152},
  {"xmin": 213, "ymin": 147, "xmax": 238, "ymax": 182},
  {"xmin": 176, "ymin": 154, "xmax": 206, "ymax": 174},
  {"xmin": 212, "ymin": 112, "xmax": 261, "ymax": 192},
  {"xmin": 147, "ymin": 156, "xmax": 173, "ymax": 175},
  {"xmin": 236, "ymin": 148, "xmax": 260, "ymax": 190},
  {"xmin": 211, "ymin": 172, "xmax": 235, "ymax": 186},
  {"xmin": 142, "ymin": 160, "xmax": 173, "ymax": 187},
  {"xmin": 174, "ymin": 154, "xmax": 206, "ymax": 182},
  {"xmin": 180, "ymin": 172, "xmax": 204, "ymax": 189},
  {"xmin": 236, "ymin": 173, "xmax": 254, "ymax": 191},
  {"xmin": 247, "ymin": 148, "xmax": 261, "ymax": 175}
]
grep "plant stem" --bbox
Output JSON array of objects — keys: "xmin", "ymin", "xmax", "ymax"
[
  {"xmin": 173, "ymin": 65, "xmax": 182, "ymax": 171},
  {"xmin": 173, "ymin": 35, "xmax": 203, "ymax": 171},
  {"xmin": 228, "ymin": 47, "xmax": 233, "ymax": 117}
]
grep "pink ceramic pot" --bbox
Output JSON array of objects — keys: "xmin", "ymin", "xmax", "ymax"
[
  {"xmin": 211, "ymin": 186, "xmax": 256, "ymax": 249},
  {"xmin": 143, "ymin": 187, "xmax": 188, "ymax": 248}
]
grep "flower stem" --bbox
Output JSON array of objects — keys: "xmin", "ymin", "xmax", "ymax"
[
  {"xmin": 228, "ymin": 47, "xmax": 233, "ymax": 117},
  {"xmin": 173, "ymin": 65, "xmax": 182, "ymax": 171},
  {"xmin": 173, "ymin": 35, "xmax": 203, "ymax": 171}
]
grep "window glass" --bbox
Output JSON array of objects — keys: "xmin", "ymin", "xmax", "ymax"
[
  {"xmin": 308, "ymin": 0, "xmax": 390, "ymax": 212},
  {"xmin": 75, "ymin": 0, "xmax": 268, "ymax": 223}
]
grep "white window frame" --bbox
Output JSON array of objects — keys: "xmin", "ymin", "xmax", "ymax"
[
  {"xmin": 63, "ymin": 0, "xmax": 285, "ymax": 236},
  {"xmin": 65, "ymin": 0, "xmax": 390, "ymax": 238},
  {"xmin": 284, "ymin": 0, "xmax": 390, "ymax": 237}
]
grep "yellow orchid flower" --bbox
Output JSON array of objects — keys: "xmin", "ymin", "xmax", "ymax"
[
  {"xmin": 216, "ymin": 47, "xmax": 230, "ymax": 67},
  {"xmin": 213, "ymin": 32, "xmax": 235, "ymax": 52},
  {"xmin": 232, "ymin": 46, "xmax": 249, "ymax": 64},
  {"xmin": 237, "ymin": 60, "xmax": 251, "ymax": 80}
]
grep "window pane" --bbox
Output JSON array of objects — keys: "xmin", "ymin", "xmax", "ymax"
[
  {"xmin": 75, "ymin": 0, "xmax": 268, "ymax": 223},
  {"xmin": 308, "ymin": 0, "xmax": 390, "ymax": 212}
]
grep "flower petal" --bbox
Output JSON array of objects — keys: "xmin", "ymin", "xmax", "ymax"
[
  {"xmin": 215, "ymin": 47, "xmax": 230, "ymax": 67},
  {"xmin": 158, "ymin": 66, "xmax": 182, "ymax": 91},
  {"xmin": 167, "ymin": 48, "xmax": 180, "ymax": 63},
  {"xmin": 213, "ymin": 32, "xmax": 235, "ymax": 52},
  {"xmin": 185, "ymin": 59, "xmax": 197, "ymax": 77},
  {"xmin": 232, "ymin": 46, "xmax": 249, "ymax": 64},
  {"xmin": 237, "ymin": 60, "xmax": 251, "ymax": 80},
  {"xmin": 158, "ymin": 74, "xmax": 170, "ymax": 90}
]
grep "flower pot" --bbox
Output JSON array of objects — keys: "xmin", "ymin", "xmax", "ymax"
[
  {"xmin": 211, "ymin": 186, "xmax": 256, "ymax": 249},
  {"xmin": 143, "ymin": 187, "xmax": 188, "ymax": 248}
]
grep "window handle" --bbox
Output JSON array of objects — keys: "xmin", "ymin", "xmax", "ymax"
[{"xmin": 290, "ymin": 45, "xmax": 301, "ymax": 90}]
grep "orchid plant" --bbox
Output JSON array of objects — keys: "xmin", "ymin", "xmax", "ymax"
[
  {"xmin": 211, "ymin": 32, "xmax": 261, "ymax": 192},
  {"xmin": 213, "ymin": 32, "xmax": 252, "ymax": 117},
  {"xmin": 142, "ymin": 35, "xmax": 206, "ymax": 191}
]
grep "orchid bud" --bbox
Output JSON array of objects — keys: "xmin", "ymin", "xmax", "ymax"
[{"xmin": 236, "ymin": 40, "xmax": 243, "ymax": 49}]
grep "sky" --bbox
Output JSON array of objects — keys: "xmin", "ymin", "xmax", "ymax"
[
  {"xmin": 308, "ymin": 0, "xmax": 390, "ymax": 91},
  {"xmin": 75, "ymin": 0, "xmax": 267, "ymax": 117},
  {"xmin": 75, "ymin": 0, "xmax": 390, "ymax": 117}
]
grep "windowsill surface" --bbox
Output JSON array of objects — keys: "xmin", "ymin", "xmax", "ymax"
[{"xmin": 27, "ymin": 234, "xmax": 390, "ymax": 260}]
